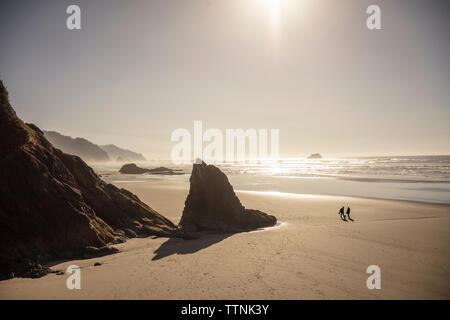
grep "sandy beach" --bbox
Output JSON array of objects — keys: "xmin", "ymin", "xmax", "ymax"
[
  {"xmin": 2, "ymin": 0, "xmax": 449, "ymax": 306},
  {"xmin": 0, "ymin": 178, "xmax": 448, "ymax": 300}
]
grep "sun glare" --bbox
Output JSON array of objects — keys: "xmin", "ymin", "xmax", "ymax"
[{"xmin": 265, "ymin": 0, "xmax": 283, "ymax": 27}]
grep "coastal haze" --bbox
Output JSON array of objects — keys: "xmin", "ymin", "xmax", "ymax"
[
  {"xmin": 0, "ymin": 0, "xmax": 449, "ymax": 300},
  {"xmin": 1, "ymin": 0, "xmax": 449, "ymax": 158}
]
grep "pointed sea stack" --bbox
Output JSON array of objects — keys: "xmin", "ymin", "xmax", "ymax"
[
  {"xmin": 0, "ymin": 81, "xmax": 175, "ymax": 280},
  {"xmin": 179, "ymin": 161, "xmax": 277, "ymax": 233}
]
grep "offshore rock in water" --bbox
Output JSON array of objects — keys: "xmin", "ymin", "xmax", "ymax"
[
  {"xmin": 119, "ymin": 163, "xmax": 182, "ymax": 175},
  {"xmin": 307, "ymin": 153, "xmax": 322, "ymax": 159},
  {"xmin": 179, "ymin": 161, "xmax": 277, "ymax": 233},
  {"xmin": 119, "ymin": 163, "xmax": 152, "ymax": 174}
]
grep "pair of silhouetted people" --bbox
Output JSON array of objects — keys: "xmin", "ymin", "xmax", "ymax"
[{"xmin": 339, "ymin": 206, "xmax": 353, "ymax": 221}]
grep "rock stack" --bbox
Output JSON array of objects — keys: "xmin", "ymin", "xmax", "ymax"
[{"xmin": 179, "ymin": 161, "xmax": 277, "ymax": 233}]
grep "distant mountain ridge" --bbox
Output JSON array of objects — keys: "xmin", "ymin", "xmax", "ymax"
[
  {"xmin": 44, "ymin": 131, "xmax": 110, "ymax": 162},
  {"xmin": 44, "ymin": 131, "xmax": 146, "ymax": 162},
  {"xmin": 100, "ymin": 144, "xmax": 146, "ymax": 162}
]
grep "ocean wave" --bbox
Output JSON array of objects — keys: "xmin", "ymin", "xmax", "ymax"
[{"xmin": 216, "ymin": 155, "xmax": 450, "ymax": 183}]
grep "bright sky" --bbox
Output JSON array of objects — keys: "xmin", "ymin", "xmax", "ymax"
[{"xmin": 1, "ymin": 0, "xmax": 449, "ymax": 159}]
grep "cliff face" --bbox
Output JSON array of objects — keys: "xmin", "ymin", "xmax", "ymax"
[
  {"xmin": 179, "ymin": 161, "xmax": 277, "ymax": 233},
  {"xmin": 0, "ymin": 81, "xmax": 175, "ymax": 280}
]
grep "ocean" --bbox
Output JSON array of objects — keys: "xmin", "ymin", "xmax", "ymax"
[{"xmin": 98, "ymin": 155, "xmax": 450, "ymax": 204}]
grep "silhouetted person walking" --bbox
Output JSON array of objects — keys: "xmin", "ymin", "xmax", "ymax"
[
  {"xmin": 346, "ymin": 207, "xmax": 353, "ymax": 221},
  {"xmin": 339, "ymin": 206, "xmax": 345, "ymax": 220}
]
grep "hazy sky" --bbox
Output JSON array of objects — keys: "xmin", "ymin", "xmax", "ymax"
[{"xmin": 1, "ymin": 0, "xmax": 449, "ymax": 159}]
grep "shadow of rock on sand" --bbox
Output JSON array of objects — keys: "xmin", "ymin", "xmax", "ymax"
[
  {"xmin": 152, "ymin": 233, "xmax": 232, "ymax": 260},
  {"xmin": 151, "ymin": 161, "xmax": 277, "ymax": 261}
]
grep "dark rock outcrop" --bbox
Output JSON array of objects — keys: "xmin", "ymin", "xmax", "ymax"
[
  {"xmin": 119, "ymin": 163, "xmax": 182, "ymax": 175},
  {"xmin": 179, "ymin": 161, "xmax": 277, "ymax": 233},
  {"xmin": 0, "ymin": 81, "xmax": 176, "ymax": 280},
  {"xmin": 307, "ymin": 153, "xmax": 322, "ymax": 159},
  {"xmin": 119, "ymin": 163, "xmax": 151, "ymax": 174}
]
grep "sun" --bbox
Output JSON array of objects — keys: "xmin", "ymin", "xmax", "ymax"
[
  {"xmin": 265, "ymin": 0, "xmax": 283, "ymax": 9},
  {"xmin": 259, "ymin": 0, "xmax": 290, "ymax": 31},
  {"xmin": 265, "ymin": 0, "xmax": 283, "ymax": 23}
]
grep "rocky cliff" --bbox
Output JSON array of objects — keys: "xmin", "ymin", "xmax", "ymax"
[{"xmin": 0, "ymin": 81, "xmax": 175, "ymax": 280}]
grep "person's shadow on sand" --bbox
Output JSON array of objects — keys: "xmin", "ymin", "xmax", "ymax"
[{"xmin": 152, "ymin": 233, "xmax": 232, "ymax": 260}]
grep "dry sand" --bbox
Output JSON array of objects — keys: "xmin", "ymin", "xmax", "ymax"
[{"xmin": 0, "ymin": 179, "xmax": 449, "ymax": 299}]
